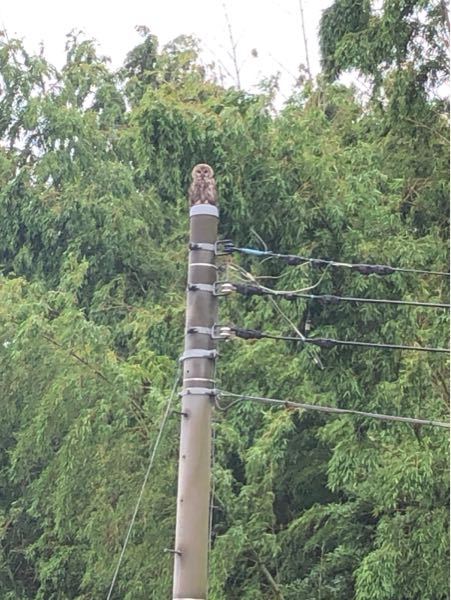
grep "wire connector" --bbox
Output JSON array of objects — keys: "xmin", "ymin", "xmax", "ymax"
[
  {"xmin": 213, "ymin": 281, "xmax": 236, "ymax": 296},
  {"xmin": 215, "ymin": 239, "xmax": 236, "ymax": 255},
  {"xmin": 211, "ymin": 324, "xmax": 234, "ymax": 339}
]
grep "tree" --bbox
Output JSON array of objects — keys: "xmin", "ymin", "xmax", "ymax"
[{"xmin": 0, "ymin": 12, "xmax": 448, "ymax": 598}]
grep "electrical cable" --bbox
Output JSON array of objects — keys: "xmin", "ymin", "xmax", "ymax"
[
  {"xmin": 227, "ymin": 263, "xmax": 325, "ymax": 368},
  {"xmin": 229, "ymin": 326, "xmax": 450, "ymax": 354},
  {"xmin": 230, "ymin": 281, "xmax": 450, "ymax": 310},
  {"xmin": 229, "ymin": 262, "xmax": 331, "ymax": 294},
  {"xmin": 223, "ymin": 243, "xmax": 450, "ymax": 277},
  {"xmin": 106, "ymin": 366, "xmax": 181, "ymax": 600},
  {"xmin": 218, "ymin": 391, "xmax": 450, "ymax": 429}
]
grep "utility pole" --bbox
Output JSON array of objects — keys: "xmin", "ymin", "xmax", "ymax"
[{"xmin": 173, "ymin": 165, "xmax": 219, "ymax": 599}]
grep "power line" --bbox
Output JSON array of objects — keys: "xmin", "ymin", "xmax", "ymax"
[
  {"xmin": 218, "ymin": 391, "xmax": 450, "ymax": 429},
  {"xmin": 106, "ymin": 366, "xmax": 181, "ymax": 600},
  {"xmin": 227, "ymin": 326, "xmax": 450, "ymax": 354},
  {"xmin": 229, "ymin": 281, "xmax": 450, "ymax": 310},
  {"xmin": 219, "ymin": 242, "xmax": 450, "ymax": 277},
  {"xmin": 267, "ymin": 285, "xmax": 324, "ymax": 369}
]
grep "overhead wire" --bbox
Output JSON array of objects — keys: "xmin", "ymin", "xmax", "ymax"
[
  {"xmin": 106, "ymin": 366, "xmax": 181, "ymax": 600},
  {"xmin": 229, "ymin": 262, "xmax": 331, "ymax": 294},
  {"xmin": 217, "ymin": 391, "xmax": 450, "ymax": 429},
  {"xmin": 229, "ymin": 326, "xmax": 450, "ymax": 354},
  {"xmin": 229, "ymin": 281, "xmax": 450, "ymax": 310},
  {"xmin": 224, "ymin": 244, "xmax": 450, "ymax": 277},
  {"xmin": 224, "ymin": 263, "xmax": 325, "ymax": 368}
]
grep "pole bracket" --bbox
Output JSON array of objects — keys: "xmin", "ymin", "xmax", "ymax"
[
  {"xmin": 180, "ymin": 387, "xmax": 218, "ymax": 397},
  {"xmin": 187, "ymin": 283, "xmax": 215, "ymax": 293},
  {"xmin": 189, "ymin": 242, "xmax": 216, "ymax": 252},
  {"xmin": 184, "ymin": 377, "xmax": 215, "ymax": 384},
  {"xmin": 179, "ymin": 349, "xmax": 218, "ymax": 362},
  {"xmin": 187, "ymin": 326, "xmax": 213, "ymax": 336}
]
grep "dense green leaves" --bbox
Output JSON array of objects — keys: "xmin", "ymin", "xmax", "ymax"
[{"xmin": 0, "ymin": 5, "xmax": 449, "ymax": 598}]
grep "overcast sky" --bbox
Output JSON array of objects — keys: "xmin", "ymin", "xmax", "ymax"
[{"xmin": 0, "ymin": 0, "xmax": 334, "ymax": 100}]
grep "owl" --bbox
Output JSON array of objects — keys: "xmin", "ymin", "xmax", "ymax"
[{"xmin": 188, "ymin": 163, "xmax": 218, "ymax": 206}]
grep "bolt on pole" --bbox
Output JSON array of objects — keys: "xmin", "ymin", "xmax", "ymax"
[{"xmin": 172, "ymin": 164, "xmax": 219, "ymax": 599}]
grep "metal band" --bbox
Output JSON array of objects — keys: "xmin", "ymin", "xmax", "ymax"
[
  {"xmin": 180, "ymin": 387, "xmax": 217, "ymax": 397},
  {"xmin": 187, "ymin": 326, "xmax": 212, "ymax": 336},
  {"xmin": 189, "ymin": 242, "xmax": 216, "ymax": 252},
  {"xmin": 190, "ymin": 205, "xmax": 219, "ymax": 218},
  {"xmin": 188, "ymin": 283, "xmax": 215, "ymax": 293},
  {"xmin": 189, "ymin": 263, "xmax": 218, "ymax": 269},
  {"xmin": 179, "ymin": 349, "xmax": 218, "ymax": 362},
  {"xmin": 184, "ymin": 377, "xmax": 215, "ymax": 383}
]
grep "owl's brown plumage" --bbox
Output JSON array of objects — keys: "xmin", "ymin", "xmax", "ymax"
[{"xmin": 189, "ymin": 163, "xmax": 218, "ymax": 206}]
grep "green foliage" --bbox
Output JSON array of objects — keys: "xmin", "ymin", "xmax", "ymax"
[{"xmin": 0, "ymin": 9, "xmax": 449, "ymax": 599}]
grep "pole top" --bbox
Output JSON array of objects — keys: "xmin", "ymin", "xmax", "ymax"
[
  {"xmin": 190, "ymin": 204, "xmax": 219, "ymax": 218},
  {"xmin": 188, "ymin": 163, "xmax": 218, "ymax": 208}
]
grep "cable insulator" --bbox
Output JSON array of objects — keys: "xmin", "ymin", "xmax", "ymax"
[
  {"xmin": 231, "ymin": 327, "xmax": 264, "ymax": 340},
  {"xmin": 351, "ymin": 264, "xmax": 395, "ymax": 276},
  {"xmin": 234, "ymin": 283, "xmax": 266, "ymax": 297}
]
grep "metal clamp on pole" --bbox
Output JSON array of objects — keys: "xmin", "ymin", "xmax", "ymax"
[
  {"xmin": 180, "ymin": 387, "xmax": 218, "ymax": 397},
  {"xmin": 186, "ymin": 326, "xmax": 214, "ymax": 336},
  {"xmin": 187, "ymin": 283, "xmax": 215, "ymax": 293},
  {"xmin": 189, "ymin": 242, "xmax": 216, "ymax": 252},
  {"xmin": 179, "ymin": 349, "xmax": 218, "ymax": 362}
]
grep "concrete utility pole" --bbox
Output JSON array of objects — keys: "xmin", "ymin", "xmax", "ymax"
[{"xmin": 173, "ymin": 165, "xmax": 219, "ymax": 599}]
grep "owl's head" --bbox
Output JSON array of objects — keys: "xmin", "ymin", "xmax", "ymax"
[{"xmin": 192, "ymin": 163, "xmax": 214, "ymax": 180}]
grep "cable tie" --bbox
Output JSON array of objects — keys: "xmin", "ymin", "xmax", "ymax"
[
  {"xmin": 179, "ymin": 349, "xmax": 218, "ymax": 362},
  {"xmin": 189, "ymin": 242, "xmax": 216, "ymax": 252}
]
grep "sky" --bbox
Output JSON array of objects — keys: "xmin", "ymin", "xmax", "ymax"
[{"xmin": 0, "ymin": 0, "xmax": 334, "ymax": 100}]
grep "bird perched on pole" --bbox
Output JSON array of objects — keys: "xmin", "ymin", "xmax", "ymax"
[{"xmin": 189, "ymin": 163, "xmax": 218, "ymax": 206}]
